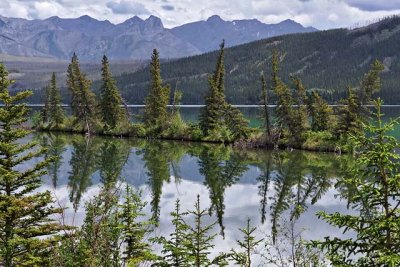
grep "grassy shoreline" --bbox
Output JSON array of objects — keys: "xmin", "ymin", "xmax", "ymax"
[{"xmin": 35, "ymin": 124, "xmax": 345, "ymax": 154}]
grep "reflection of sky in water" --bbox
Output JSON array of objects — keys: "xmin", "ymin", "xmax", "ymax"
[{"xmin": 33, "ymin": 133, "xmax": 356, "ymax": 264}]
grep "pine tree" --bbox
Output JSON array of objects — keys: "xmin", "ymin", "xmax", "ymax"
[
  {"xmin": 48, "ymin": 73, "xmax": 65, "ymax": 128},
  {"xmin": 143, "ymin": 49, "xmax": 170, "ymax": 128},
  {"xmin": 185, "ymin": 195, "xmax": 217, "ymax": 267},
  {"xmin": 0, "ymin": 63, "xmax": 64, "ymax": 267},
  {"xmin": 360, "ymin": 59, "xmax": 385, "ymax": 105},
  {"xmin": 199, "ymin": 41, "xmax": 228, "ymax": 136},
  {"xmin": 66, "ymin": 53, "xmax": 97, "ymax": 133},
  {"xmin": 291, "ymin": 76, "xmax": 309, "ymax": 142},
  {"xmin": 260, "ymin": 73, "xmax": 271, "ymax": 138},
  {"xmin": 230, "ymin": 218, "xmax": 263, "ymax": 267},
  {"xmin": 99, "ymin": 55, "xmax": 126, "ymax": 130},
  {"xmin": 336, "ymin": 87, "xmax": 363, "ymax": 137},
  {"xmin": 120, "ymin": 185, "xmax": 156, "ymax": 266},
  {"xmin": 312, "ymin": 99, "xmax": 400, "ymax": 265},
  {"xmin": 271, "ymin": 50, "xmax": 296, "ymax": 140},
  {"xmin": 308, "ymin": 91, "xmax": 333, "ymax": 132},
  {"xmin": 153, "ymin": 199, "xmax": 191, "ymax": 266},
  {"xmin": 199, "ymin": 41, "xmax": 248, "ymax": 140},
  {"xmin": 41, "ymin": 85, "xmax": 50, "ymax": 124}
]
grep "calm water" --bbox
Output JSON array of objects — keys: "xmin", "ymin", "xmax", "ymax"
[
  {"xmin": 27, "ymin": 106, "xmax": 400, "ymax": 264},
  {"xmin": 34, "ymin": 132, "xmax": 355, "ymax": 264}
]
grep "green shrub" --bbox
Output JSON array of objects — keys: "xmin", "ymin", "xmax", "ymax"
[{"xmin": 302, "ymin": 131, "xmax": 336, "ymax": 151}]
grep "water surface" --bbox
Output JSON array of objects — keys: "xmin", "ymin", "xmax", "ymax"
[{"xmin": 35, "ymin": 132, "xmax": 356, "ymax": 263}]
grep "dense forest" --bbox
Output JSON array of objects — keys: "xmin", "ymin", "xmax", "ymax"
[{"xmin": 107, "ymin": 16, "xmax": 400, "ymax": 104}]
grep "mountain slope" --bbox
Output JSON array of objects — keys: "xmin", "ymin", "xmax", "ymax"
[
  {"xmin": 112, "ymin": 16, "xmax": 400, "ymax": 104},
  {"xmin": 0, "ymin": 15, "xmax": 200, "ymax": 61},
  {"xmin": 0, "ymin": 15, "xmax": 314, "ymax": 61},
  {"xmin": 171, "ymin": 15, "xmax": 317, "ymax": 52}
]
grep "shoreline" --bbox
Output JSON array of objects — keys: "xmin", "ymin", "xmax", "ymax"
[{"xmin": 35, "ymin": 127, "xmax": 343, "ymax": 154}]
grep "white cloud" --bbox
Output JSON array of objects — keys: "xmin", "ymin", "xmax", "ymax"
[{"xmin": 0, "ymin": 0, "xmax": 399, "ymax": 29}]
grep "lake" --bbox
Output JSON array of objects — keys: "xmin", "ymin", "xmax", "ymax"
[
  {"xmin": 35, "ymin": 131, "xmax": 354, "ymax": 264},
  {"xmin": 28, "ymin": 105, "xmax": 400, "ymax": 264}
]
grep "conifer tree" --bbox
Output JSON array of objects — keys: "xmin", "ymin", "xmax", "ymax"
[
  {"xmin": 271, "ymin": 50, "xmax": 296, "ymax": 140},
  {"xmin": 0, "ymin": 64, "xmax": 64, "ymax": 267},
  {"xmin": 199, "ymin": 41, "xmax": 228, "ymax": 136},
  {"xmin": 185, "ymin": 195, "xmax": 217, "ymax": 267},
  {"xmin": 120, "ymin": 185, "xmax": 156, "ymax": 266},
  {"xmin": 312, "ymin": 99, "xmax": 400, "ymax": 265},
  {"xmin": 153, "ymin": 199, "xmax": 191, "ymax": 266},
  {"xmin": 66, "ymin": 53, "xmax": 97, "ymax": 133},
  {"xmin": 99, "ymin": 55, "xmax": 126, "ymax": 130},
  {"xmin": 336, "ymin": 87, "xmax": 362, "ymax": 137},
  {"xmin": 200, "ymin": 41, "xmax": 249, "ymax": 140},
  {"xmin": 230, "ymin": 218, "xmax": 263, "ymax": 267},
  {"xmin": 41, "ymin": 85, "xmax": 50, "ymax": 123},
  {"xmin": 260, "ymin": 73, "xmax": 271, "ymax": 138},
  {"xmin": 308, "ymin": 91, "xmax": 333, "ymax": 132},
  {"xmin": 360, "ymin": 59, "xmax": 385, "ymax": 105},
  {"xmin": 291, "ymin": 76, "xmax": 309, "ymax": 142},
  {"xmin": 143, "ymin": 49, "xmax": 170, "ymax": 128},
  {"xmin": 48, "ymin": 72, "xmax": 65, "ymax": 128}
]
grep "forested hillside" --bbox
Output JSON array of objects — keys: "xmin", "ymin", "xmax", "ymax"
[{"xmin": 112, "ymin": 16, "xmax": 400, "ymax": 104}]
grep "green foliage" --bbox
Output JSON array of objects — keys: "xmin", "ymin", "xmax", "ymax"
[
  {"xmin": 308, "ymin": 91, "xmax": 333, "ymax": 132},
  {"xmin": 68, "ymin": 136, "xmax": 99, "ymax": 210},
  {"xmin": 184, "ymin": 194, "xmax": 218, "ymax": 267},
  {"xmin": 290, "ymin": 76, "xmax": 309, "ymax": 142},
  {"xmin": 0, "ymin": 63, "xmax": 65, "ymax": 267},
  {"xmin": 67, "ymin": 53, "xmax": 97, "ymax": 133},
  {"xmin": 359, "ymin": 59, "xmax": 385, "ymax": 105},
  {"xmin": 312, "ymin": 99, "xmax": 400, "ymax": 266},
  {"xmin": 152, "ymin": 199, "xmax": 191, "ymax": 267},
  {"xmin": 199, "ymin": 41, "xmax": 249, "ymax": 141},
  {"xmin": 47, "ymin": 72, "xmax": 65, "ymax": 128},
  {"xmin": 259, "ymin": 73, "xmax": 271, "ymax": 138},
  {"xmin": 41, "ymin": 84, "xmax": 50, "ymax": 123},
  {"xmin": 113, "ymin": 16, "xmax": 400, "ymax": 105},
  {"xmin": 230, "ymin": 218, "xmax": 263, "ymax": 267},
  {"xmin": 121, "ymin": 186, "xmax": 156, "ymax": 266},
  {"xmin": 199, "ymin": 41, "xmax": 228, "ymax": 136},
  {"xmin": 143, "ymin": 49, "xmax": 170, "ymax": 129},
  {"xmin": 335, "ymin": 87, "xmax": 363, "ymax": 138},
  {"xmin": 99, "ymin": 55, "xmax": 127, "ymax": 131},
  {"xmin": 51, "ymin": 185, "xmax": 156, "ymax": 267}
]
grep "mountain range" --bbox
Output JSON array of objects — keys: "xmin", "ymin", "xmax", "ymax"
[
  {"xmin": 0, "ymin": 14, "xmax": 316, "ymax": 61},
  {"xmin": 110, "ymin": 16, "xmax": 400, "ymax": 104}
]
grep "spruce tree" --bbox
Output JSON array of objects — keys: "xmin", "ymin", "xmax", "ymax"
[
  {"xmin": 143, "ymin": 49, "xmax": 170, "ymax": 128},
  {"xmin": 260, "ymin": 73, "xmax": 271, "ymax": 138},
  {"xmin": 120, "ymin": 185, "xmax": 156, "ymax": 266},
  {"xmin": 41, "ymin": 85, "xmax": 50, "ymax": 124},
  {"xmin": 312, "ymin": 99, "xmax": 400, "ymax": 265},
  {"xmin": 99, "ymin": 55, "xmax": 126, "ymax": 130},
  {"xmin": 199, "ymin": 41, "xmax": 228, "ymax": 136},
  {"xmin": 48, "ymin": 72, "xmax": 65, "ymax": 128},
  {"xmin": 336, "ymin": 87, "xmax": 363, "ymax": 137},
  {"xmin": 308, "ymin": 91, "xmax": 333, "ymax": 132},
  {"xmin": 200, "ymin": 41, "xmax": 248, "ymax": 140},
  {"xmin": 360, "ymin": 59, "xmax": 384, "ymax": 105},
  {"xmin": 66, "ymin": 53, "xmax": 97, "ymax": 133},
  {"xmin": 153, "ymin": 199, "xmax": 191, "ymax": 266},
  {"xmin": 271, "ymin": 50, "xmax": 296, "ymax": 140},
  {"xmin": 230, "ymin": 218, "xmax": 263, "ymax": 267},
  {"xmin": 291, "ymin": 76, "xmax": 309, "ymax": 142},
  {"xmin": 0, "ymin": 64, "xmax": 64, "ymax": 267},
  {"xmin": 185, "ymin": 194, "xmax": 217, "ymax": 267}
]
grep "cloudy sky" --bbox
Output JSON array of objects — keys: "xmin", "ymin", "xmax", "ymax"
[{"xmin": 1, "ymin": 0, "xmax": 399, "ymax": 29}]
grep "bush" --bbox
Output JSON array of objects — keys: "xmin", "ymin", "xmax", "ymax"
[
  {"xmin": 301, "ymin": 131, "xmax": 336, "ymax": 151},
  {"xmin": 129, "ymin": 123, "xmax": 146, "ymax": 137}
]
